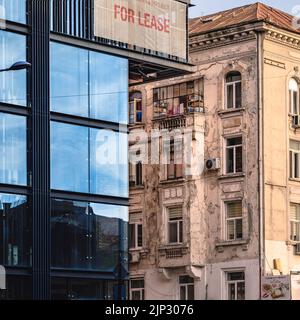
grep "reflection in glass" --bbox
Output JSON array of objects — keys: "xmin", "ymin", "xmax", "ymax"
[
  {"xmin": 50, "ymin": 122, "xmax": 88, "ymax": 193},
  {"xmin": 0, "ymin": 31, "xmax": 26, "ymax": 106},
  {"xmin": 90, "ymin": 202, "xmax": 128, "ymax": 271},
  {"xmin": 51, "ymin": 198, "xmax": 128, "ymax": 272},
  {"xmin": 51, "ymin": 199, "xmax": 89, "ymax": 269},
  {"xmin": 0, "ymin": 0, "xmax": 26, "ymax": 24},
  {"xmin": 0, "ymin": 113, "xmax": 27, "ymax": 185},
  {"xmin": 90, "ymin": 51, "xmax": 128, "ymax": 123},
  {"xmin": 90, "ymin": 129, "xmax": 128, "ymax": 197},
  {"xmin": 50, "ymin": 42, "xmax": 89, "ymax": 117},
  {"xmin": 0, "ymin": 193, "xmax": 31, "ymax": 267},
  {"xmin": 50, "ymin": 42, "xmax": 128, "ymax": 123}
]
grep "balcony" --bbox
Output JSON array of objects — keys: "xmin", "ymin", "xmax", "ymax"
[{"xmin": 158, "ymin": 244, "xmax": 190, "ymax": 268}]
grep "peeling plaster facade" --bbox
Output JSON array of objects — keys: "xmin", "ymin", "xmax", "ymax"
[{"xmin": 129, "ymin": 17, "xmax": 300, "ymax": 300}]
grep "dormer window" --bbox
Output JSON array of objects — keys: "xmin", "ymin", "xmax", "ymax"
[{"xmin": 225, "ymin": 71, "xmax": 242, "ymax": 109}]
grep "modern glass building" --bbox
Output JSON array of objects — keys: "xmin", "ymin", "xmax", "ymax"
[{"xmin": 0, "ymin": 0, "xmax": 191, "ymax": 300}]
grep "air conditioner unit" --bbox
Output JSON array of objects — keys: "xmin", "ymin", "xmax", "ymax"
[
  {"xmin": 292, "ymin": 115, "xmax": 300, "ymax": 128},
  {"xmin": 129, "ymin": 251, "xmax": 141, "ymax": 263},
  {"xmin": 205, "ymin": 158, "xmax": 221, "ymax": 170},
  {"xmin": 295, "ymin": 243, "xmax": 300, "ymax": 256}
]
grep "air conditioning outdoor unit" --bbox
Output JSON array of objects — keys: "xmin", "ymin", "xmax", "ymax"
[
  {"xmin": 292, "ymin": 115, "xmax": 300, "ymax": 128},
  {"xmin": 129, "ymin": 251, "xmax": 141, "ymax": 263},
  {"xmin": 205, "ymin": 158, "xmax": 221, "ymax": 170},
  {"xmin": 295, "ymin": 243, "xmax": 300, "ymax": 256}
]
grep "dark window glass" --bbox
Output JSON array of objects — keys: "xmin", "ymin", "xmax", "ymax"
[
  {"xmin": 226, "ymin": 72, "xmax": 241, "ymax": 109},
  {"xmin": 226, "ymin": 147, "xmax": 234, "ymax": 173},
  {"xmin": 226, "ymin": 72, "xmax": 241, "ymax": 83},
  {"xmin": 226, "ymin": 137, "xmax": 243, "ymax": 174},
  {"xmin": 51, "ymin": 122, "xmax": 89, "ymax": 193},
  {"xmin": 50, "ymin": 42, "xmax": 128, "ymax": 124},
  {"xmin": 137, "ymin": 224, "xmax": 143, "ymax": 247},
  {"xmin": 0, "ymin": 30, "xmax": 26, "ymax": 106},
  {"xmin": 235, "ymin": 81, "xmax": 242, "ymax": 108},
  {"xmin": 90, "ymin": 129, "xmax": 128, "ymax": 197},
  {"xmin": 169, "ymin": 221, "xmax": 178, "ymax": 243},
  {"xmin": 51, "ymin": 199, "xmax": 128, "ymax": 272},
  {"xmin": 136, "ymin": 162, "xmax": 142, "ymax": 186},
  {"xmin": 0, "ymin": 0, "xmax": 26, "ymax": 24},
  {"xmin": 0, "ymin": 113, "xmax": 27, "ymax": 185},
  {"xmin": 293, "ymin": 91, "xmax": 298, "ymax": 114},
  {"xmin": 51, "ymin": 199, "xmax": 89, "ymax": 269},
  {"xmin": 226, "ymin": 84, "xmax": 234, "ymax": 109},
  {"xmin": 0, "ymin": 193, "xmax": 31, "ymax": 267},
  {"xmin": 295, "ymin": 153, "xmax": 299, "ymax": 178},
  {"xmin": 50, "ymin": 42, "xmax": 89, "ymax": 117},
  {"xmin": 51, "ymin": 278, "xmax": 118, "ymax": 300},
  {"xmin": 129, "ymin": 224, "xmax": 136, "ymax": 249},
  {"xmin": 0, "ymin": 276, "xmax": 32, "ymax": 300},
  {"xmin": 90, "ymin": 51, "xmax": 128, "ymax": 124}
]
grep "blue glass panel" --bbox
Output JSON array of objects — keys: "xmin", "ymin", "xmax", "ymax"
[
  {"xmin": 50, "ymin": 122, "xmax": 89, "ymax": 193},
  {"xmin": 0, "ymin": 193, "xmax": 31, "ymax": 267},
  {"xmin": 89, "ymin": 52, "xmax": 128, "ymax": 124},
  {"xmin": 0, "ymin": 31, "xmax": 26, "ymax": 106},
  {"xmin": 50, "ymin": 42, "xmax": 89, "ymax": 117},
  {"xmin": 0, "ymin": 113, "xmax": 27, "ymax": 185},
  {"xmin": 0, "ymin": 0, "xmax": 26, "ymax": 24},
  {"xmin": 90, "ymin": 129, "xmax": 128, "ymax": 197}
]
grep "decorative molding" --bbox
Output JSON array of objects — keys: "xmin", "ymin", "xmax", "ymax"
[
  {"xmin": 264, "ymin": 58, "xmax": 286, "ymax": 69},
  {"xmin": 265, "ymin": 29, "xmax": 300, "ymax": 51}
]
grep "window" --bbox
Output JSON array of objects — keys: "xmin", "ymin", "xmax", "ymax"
[
  {"xmin": 168, "ymin": 207, "xmax": 183, "ymax": 244},
  {"xmin": 226, "ymin": 201, "xmax": 243, "ymax": 241},
  {"xmin": 50, "ymin": 42, "xmax": 128, "ymax": 123},
  {"xmin": 129, "ymin": 162, "xmax": 143, "ymax": 187},
  {"xmin": 225, "ymin": 71, "xmax": 242, "ymax": 109},
  {"xmin": 0, "ymin": 113, "xmax": 27, "ymax": 185},
  {"xmin": 289, "ymin": 78, "xmax": 299, "ymax": 115},
  {"xmin": 153, "ymin": 79, "xmax": 204, "ymax": 117},
  {"xmin": 0, "ymin": 0, "xmax": 26, "ymax": 24},
  {"xmin": 0, "ymin": 30, "xmax": 27, "ymax": 106},
  {"xmin": 0, "ymin": 193, "xmax": 31, "ymax": 267},
  {"xmin": 129, "ymin": 223, "xmax": 143, "ymax": 249},
  {"xmin": 226, "ymin": 271, "xmax": 245, "ymax": 300},
  {"xmin": 130, "ymin": 278, "xmax": 144, "ymax": 300},
  {"xmin": 166, "ymin": 138, "xmax": 183, "ymax": 180},
  {"xmin": 179, "ymin": 275, "xmax": 194, "ymax": 300},
  {"xmin": 290, "ymin": 140, "xmax": 300, "ymax": 179},
  {"xmin": 129, "ymin": 92, "xmax": 143, "ymax": 124},
  {"xmin": 51, "ymin": 122, "xmax": 128, "ymax": 197},
  {"xmin": 51, "ymin": 198, "xmax": 128, "ymax": 271},
  {"xmin": 225, "ymin": 136, "xmax": 243, "ymax": 174},
  {"xmin": 290, "ymin": 204, "xmax": 300, "ymax": 242}
]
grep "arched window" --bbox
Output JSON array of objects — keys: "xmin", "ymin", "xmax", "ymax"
[
  {"xmin": 129, "ymin": 91, "xmax": 143, "ymax": 124},
  {"xmin": 289, "ymin": 78, "xmax": 299, "ymax": 115},
  {"xmin": 225, "ymin": 71, "xmax": 242, "ymax": 109}
]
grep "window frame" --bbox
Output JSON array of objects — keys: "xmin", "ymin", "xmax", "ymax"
[
  {"xmin": 290, "ymin": 140, "xmax": 300, "ymax": 180},
  {"xmin": 224, "ymin": 136, "xmax": 243, "ymax": 174},
  {"xmin": 166, "ymin": 138, "xmax": 183, "ymax": 180},
  {"xmin": 289, "ymin": 78, "xmax": 299, "ymax": 115},
  {"xmin": 290, "ymin": 203, "xmax": 300, "ymax": 242},
  {"xmin": 179, "ymin": 275, "xmax": 194, "ymax": 300},
  {"xmin": 130, "ymin": 278, "xmax": 145, "ymax": 300},
  {"xmin": 167, "ymin": 207, "xmax": 183, "ymax": 244},
  {"xmin": 129, "ymin": 222, "xmax": 143, "ymax": 249},
  {"xmin": 225, "ymin": 200, "xmax": 243, "ymax": 241},
  {"xmin": 225, "ymin": 72, "xmax": 242, "ymax": 110},
  {"xmin": 225, "ymin": 270, "xmax": 245, "ymax": 300}
]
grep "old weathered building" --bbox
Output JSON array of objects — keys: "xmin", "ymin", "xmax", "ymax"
[{"xmin": 128, "ymin": 3, "xmax": 300, "ymax": 300}]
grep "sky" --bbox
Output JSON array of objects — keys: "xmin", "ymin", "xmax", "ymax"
[{"xmin": 189, "ymin": 0, "xmax": 300, "ymax": 18}]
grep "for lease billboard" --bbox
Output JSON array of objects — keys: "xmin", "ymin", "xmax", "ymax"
[{"xmin": 94, "ymin": 0, "xmax": 187, "ymax": 60}]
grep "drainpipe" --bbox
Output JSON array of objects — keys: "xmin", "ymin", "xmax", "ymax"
[{"xmin": 257, "ymin": 29, "xmax": 265, "ymax": 300}]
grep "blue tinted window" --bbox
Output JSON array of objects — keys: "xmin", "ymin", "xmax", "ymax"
[
  {"xmin": 51, "ymin": 122, "xmax": 128, "ymax": 197},
  {"xmin": 0, "ymin": 31, "xmax": 26, "ymax": 106},
  {"xmin": 51, "ymin": 198, "xmax": 128, "ymax": 272},
  {"xmin": 0, "ymin": 113, "xmax": 27, "ymax": 185},
  {"xmin": 0, "ymin": 0, "xmax": 26, "ymax": 24},
  {"xmin": 50, "ymin": 42, "xmax": 89, "ymax": 117},
  {"xmin": 90, "ymin": 129, "xmax": 128, "ymax": 197},
  {"xmin": 0, "ymin": 193, "xmax": 31, "ymax": 267},
  {"xmin": 50, "ymin": 42, "xmax": 128, "ymax": 124},
  {"xmin": 90, "ymin": 51, "xmax": 128, "ymax": 123},
  {"xmin": 50, "ymin": 122, "xmax": 89, "ymax": 193}
]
